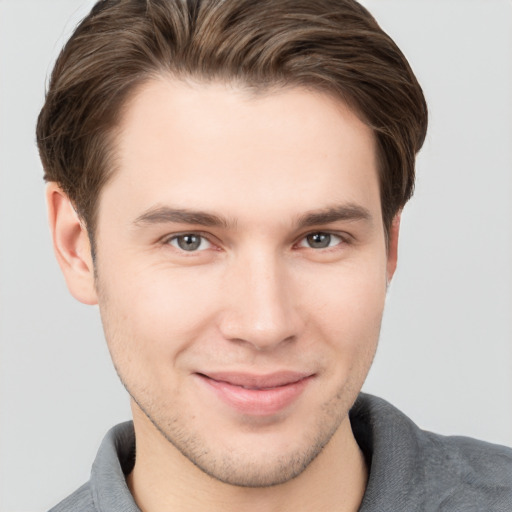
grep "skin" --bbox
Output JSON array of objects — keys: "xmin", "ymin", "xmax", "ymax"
[{"xmin": 47, "ymin": 79, "xmax": 400, "ymax": 512}]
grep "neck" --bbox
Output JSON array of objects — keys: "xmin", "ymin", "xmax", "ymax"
[{"xmin": 127, "ymin": 405, "xmax": 368, "ymax": 512}]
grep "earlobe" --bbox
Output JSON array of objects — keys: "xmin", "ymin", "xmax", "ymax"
[
  {"xmin": 46, "ymin": 183, "xmax": 98, "ymax": 305},
  {"xmin": 386, "ymin": 212, "xmax": 401, "ymax": 284}
]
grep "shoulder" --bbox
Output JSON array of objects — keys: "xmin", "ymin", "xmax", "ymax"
[
  {"xmin": 47, "ymin": 421, "xmax": 137, "ymax": 512},
  {"xmin": 352, "ymin": 394, "xmax": 512, "ymax": 511},
  {"xmin": 48, "ymin": 483, "xmax": 95, "ymax": 512},
  {"xmin": 419, "ymin": 430, "xmax": 512, "ymax": 509}
]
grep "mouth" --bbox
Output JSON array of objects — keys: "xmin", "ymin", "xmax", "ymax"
[{"xmin": 195, "ymin": 371, "xmax": 314, "ymax": 416}]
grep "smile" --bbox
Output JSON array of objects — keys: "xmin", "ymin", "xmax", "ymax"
[{"xmin": 195, "ymin": 371, "xmax": 314, "ymax": 416}]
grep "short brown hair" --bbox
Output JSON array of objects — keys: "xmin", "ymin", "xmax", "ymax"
[{"xmin": 37, "ymin": 0, "xmax": 427, "ymax": 240}]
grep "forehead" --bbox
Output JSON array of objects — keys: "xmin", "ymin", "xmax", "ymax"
[{"xmin": 103, "ymin": 78, "xmax": 381, "ymax": 225}]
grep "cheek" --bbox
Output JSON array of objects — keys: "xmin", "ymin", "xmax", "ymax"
[
  {"xmin": 97, "ymin": 263, "xmax": 222, "ymax": 366},
  {"xmin": 305, "ymin": 258, "xmax": 387, "ymax": 352}
]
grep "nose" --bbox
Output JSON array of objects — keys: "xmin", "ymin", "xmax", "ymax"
[{"xmin": 218, "ymin": 251, "xmax": 303, "ymax": 351}]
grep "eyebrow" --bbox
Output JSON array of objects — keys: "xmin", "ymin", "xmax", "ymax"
[
  {"xmin": 296, "ymin": 204, "xmax": 372, "ymax": 228},
  {"xmin": 133, "ymin": 203, "xmax": 372, "ymax": 230},
  {"xmin": 133, "ymin": 206, "xmax": 233, "ymax": 229}
]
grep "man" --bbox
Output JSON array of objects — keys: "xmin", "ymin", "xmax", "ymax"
[{"xmin": 37, "ymin": 0, "xmax": 512, "ymax": 511}]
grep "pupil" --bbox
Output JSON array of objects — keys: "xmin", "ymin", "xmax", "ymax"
[
  {"xmin": 307, "ymin": 233, "xmax": 330, "ymax": 248},
  {"xmin": 178, "ymin": 235, "xmax": 201, "ymax": 251}
]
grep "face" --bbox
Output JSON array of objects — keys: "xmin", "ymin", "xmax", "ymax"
[{"xmin": 80, "ymin": 79, "xmax": 396, "ymax": 486}]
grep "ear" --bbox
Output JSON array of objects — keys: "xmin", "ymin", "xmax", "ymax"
[
  {"xmin": 46, "ymin": 183, "xmax": 98, "ymax": 305},
  {"xmin": 386, "ymin": 212, "xmax": 401, "ymax": 283}
]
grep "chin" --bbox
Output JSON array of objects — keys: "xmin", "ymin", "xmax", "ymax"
[{"xmin": 179, "ymin": 434, "xmax": 334, "ymax": 488}]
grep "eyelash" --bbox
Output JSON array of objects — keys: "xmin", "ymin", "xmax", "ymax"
[
  {"xmin": 163, "ymin": 232, "xmax": 214, "ymax": 253},
  {"xmin": 296, "ymin": 232, "xmax": 346, "ymax": 250},
  {"xmin": 162, "ymin": 231, "xmax": 349, "ymax": 253}
]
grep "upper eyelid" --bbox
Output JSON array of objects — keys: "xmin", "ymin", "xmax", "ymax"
[
  {"xmin": 294, "ymin": 229, "xmax": 351, "ymax": 244},
  {"xmin": 160, "ymin": 230, "xmax": 215, "ymax": 243},
  {"xmin": 297, "ymin": 232, "xmax": 344, "ymax": 248},
  {"xmin": 164, "ymin": 233, "xmax": 215, "ymax": 254}
]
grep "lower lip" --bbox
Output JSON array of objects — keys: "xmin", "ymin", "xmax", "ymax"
[{"xmin": 197, "ymin": 375, "xmax": 312, "ymax": 416}]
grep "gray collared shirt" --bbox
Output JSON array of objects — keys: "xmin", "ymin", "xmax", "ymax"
[{"xmin": 49, "ymin": 393, "xmax": 512, "ymax": 511}]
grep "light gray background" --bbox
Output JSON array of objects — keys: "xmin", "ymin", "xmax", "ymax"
[{"xmin": 1, "ymin": 1, "xmax": 511, "ymax": 510}]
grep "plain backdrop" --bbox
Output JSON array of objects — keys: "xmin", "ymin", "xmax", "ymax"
[{"xmin": 1, "ymin": 1, "xmax": 511, "ymax": 510}]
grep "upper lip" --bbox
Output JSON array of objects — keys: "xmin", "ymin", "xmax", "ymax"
[{"xmin": 197, "ymin": 371, "xmax": 313, "ymax": 389}]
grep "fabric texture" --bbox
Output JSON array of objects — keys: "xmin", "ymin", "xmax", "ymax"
[{"xmin": 49, "ymin": 393, "xmax": 512, "ymax": 512}]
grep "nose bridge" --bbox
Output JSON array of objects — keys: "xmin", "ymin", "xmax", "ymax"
[{"xmin": 220, "ymin": 247, "xmax": 300, "ymax": 349}]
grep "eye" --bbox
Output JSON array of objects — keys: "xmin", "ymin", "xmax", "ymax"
[
  {"xmin": 299, "ymin": 232, "xmax": 343, "ymax": 249},
  {"xmin": 167, "ymin": 234, "xmax": 212, "ymax": 252}
]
